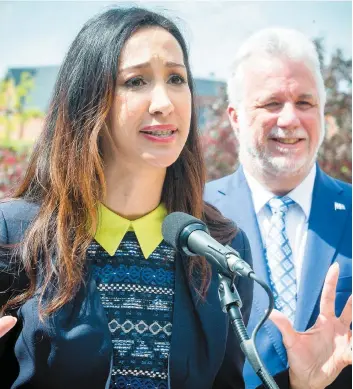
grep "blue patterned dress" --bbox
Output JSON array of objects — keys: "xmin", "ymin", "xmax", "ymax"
[{"xmin": 88, "ymin": 231, "xmax": 175, "ymax": 389}]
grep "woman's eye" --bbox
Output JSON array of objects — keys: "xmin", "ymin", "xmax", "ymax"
[
  {"xmin": 168, "ymin": 74, "xmax": 186, "ymax": 85},
  {"xmin": 124, "ymin": 77, "xmax": 146, "ymax": 88}
]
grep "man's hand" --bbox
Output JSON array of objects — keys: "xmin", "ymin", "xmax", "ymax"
[
  {"xmin": 0, "ymin": 316, "xmax": 17, "ymax": 337},
  {"xmin": 270, "ymin": 262, "xmax": 352, "ymax": 389}
]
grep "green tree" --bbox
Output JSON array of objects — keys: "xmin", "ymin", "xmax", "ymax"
[
  {"xmin": 314, "ymin": 38, "xmax": 352, "ymax": 181},
  {"xmin": 0, "ymin": 71, "xmax": 43, "ymax": 143},
  {"xmin": 314, "ymin": 38, "xmax": 352, "ymax": 133}
]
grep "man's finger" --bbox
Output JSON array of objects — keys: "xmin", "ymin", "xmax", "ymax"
[
  {"xmin": 0, "ymin": 316, "xmax": 17, "ymax": 337},
  {"xmin": 320, "ymin": 262, "xmax": 340, "ymax": 317},
  {"xmin": 340, "ymin": 295, "xmax": 352, "ymax": 327},
  {"xmin": 269, "ymin": 309, "xmax": 297, "ymax": 349}
]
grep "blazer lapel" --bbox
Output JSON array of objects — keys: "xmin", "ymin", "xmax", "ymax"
[
  {"xmin": 169, "ymin": 253, "xmax": 193, "ymax": 387},
  {"xmin": 295, "ymin": 168, "xmax": 350, "ymax": 332},
  {"xmin": 169, "ymin": 252, "xmax": 228, "ymax": 388},
  {"xmin": 214, "ymin": 167, "xmax": 288, "ymax": 364}
]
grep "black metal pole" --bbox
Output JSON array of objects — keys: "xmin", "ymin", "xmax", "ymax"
[{"xmin": 218, "ymin": 275, "xmax": 279, "ymax": 389}]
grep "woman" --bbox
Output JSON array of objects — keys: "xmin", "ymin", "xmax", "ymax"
[{"xmin": 0, "ymin": 7, "xmax": 253, "ymax": 389}]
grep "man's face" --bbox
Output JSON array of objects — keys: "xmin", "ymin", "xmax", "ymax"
[{"xmin": 229, "ymin": 57, "xmax": 323, "ymax": 180}]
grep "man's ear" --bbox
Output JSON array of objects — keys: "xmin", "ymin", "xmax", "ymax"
[{"xmin": 227, "ymin": 105, "xmax": 239, "ymax": 134}]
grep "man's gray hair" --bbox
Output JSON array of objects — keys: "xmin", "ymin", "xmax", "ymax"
[{"xmin": 227, "ymin": 27, "xmax": 327, "ymax": 112}]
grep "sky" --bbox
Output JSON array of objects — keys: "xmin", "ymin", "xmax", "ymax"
[{"xmin": 0, "ymin": 1, "xmax": 352, "ymax": 81}]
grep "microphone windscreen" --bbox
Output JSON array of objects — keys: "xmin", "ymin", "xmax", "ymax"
[{"xmin": 162, "ymin": 212, "xmax": 206, "ymax": 249}]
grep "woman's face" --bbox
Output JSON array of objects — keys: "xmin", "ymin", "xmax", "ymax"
[{"xmin": 103, "ymin": 26, "xmax": 192, "ymax": 170}]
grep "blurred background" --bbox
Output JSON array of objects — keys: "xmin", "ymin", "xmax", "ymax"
[{"xmin": 0, "ymin": 0, "xmax": 352, "ymax": 198}]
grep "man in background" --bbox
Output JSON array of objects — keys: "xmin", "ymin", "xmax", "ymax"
[{"xmin": 205, "ymin": 27, "xmax": 352, "ymax": 388}]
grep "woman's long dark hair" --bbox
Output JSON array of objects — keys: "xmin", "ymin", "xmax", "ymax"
[{"xmin": 2, "ymin": 7, "xmax": 236, "ymax": 317}]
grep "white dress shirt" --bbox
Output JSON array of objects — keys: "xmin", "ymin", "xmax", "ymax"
[{"xmin": 243, "ymin": 165, "xmax": 317, "ymax": 289}]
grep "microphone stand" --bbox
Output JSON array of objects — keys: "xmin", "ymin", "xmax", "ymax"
[{"xmin": 217, "ymin": 274, "xmax": 280, "ymax": 389}]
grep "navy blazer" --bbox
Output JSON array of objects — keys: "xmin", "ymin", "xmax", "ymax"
[
  {"xmin": 0, "ymin": 199, "xmax": 254, "ymax": 389},
  {"xmin": 205, "ymin": 165, "xmax": 352, "ymax": 389}
]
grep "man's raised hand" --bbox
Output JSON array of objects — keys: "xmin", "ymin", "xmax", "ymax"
[{"xmin": 270, "ymin": 262, "xmax": 352, "ymax": 389}]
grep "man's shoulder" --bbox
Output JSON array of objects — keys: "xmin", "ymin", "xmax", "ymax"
[
  {"xmin": 205, "ymin": 172, "xmax": 236, "ymax": 199},
  {"xmin": 206, "ymin": 173, "xmax": 234, "ymax": 188},
  {"xmin": 335, "ymin": 177, "xmax": 352, "ymax": 199},
  {"xmin": 334, "ymin": 176, "xmax": 352, "ymax": 194},
  {"xmin": 319, "ymin": 170, "xmax": 352, "ymax": 198}
]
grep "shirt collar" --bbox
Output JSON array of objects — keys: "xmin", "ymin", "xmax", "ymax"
[
  {"xmin": 243, "ymin": 164, "xmax": 316, "ymax": 221},
  {"xmin": 94, "ymin": 203, "xmax": 167, "ymax": 259}
]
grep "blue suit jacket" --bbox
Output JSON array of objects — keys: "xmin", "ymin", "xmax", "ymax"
[
  {"xmin": 0, "ymin": 199, "xmax": 254, "ymax": 389},
  {"xmin": 205, "ymin": 165, "xmax": 352, "ymax": 389}
]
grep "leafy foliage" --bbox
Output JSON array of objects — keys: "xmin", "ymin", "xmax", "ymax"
[
  {"xmin": 0, "ymin": 72, "xmax": 43, "ymax": 142},
  {"xmin": 0, "ymin": 145, "xmax": 32, "ymax": 198}
]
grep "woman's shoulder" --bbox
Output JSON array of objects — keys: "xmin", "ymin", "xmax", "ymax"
[
  {"xmin": 230, "ymin": 227, "xmax": 250, "ymax": 251},
  {"xmin": 0, "ymin": 198, "xmax": 40, "ymax": 244},
  {"xmin": 229, "ymin": 228, "xmax": 252, "ymax": 267},
  {"xmin": 0, "ymin": 198, "xmax": 40, "ymax": 218}
]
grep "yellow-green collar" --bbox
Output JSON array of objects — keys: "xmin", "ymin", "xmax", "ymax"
[{"xmin": 94, "ymin": 203, "xmax": 167, "ymax": 259}]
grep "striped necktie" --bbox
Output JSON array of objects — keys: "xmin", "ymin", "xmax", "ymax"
[{"xmin": 265, "ymin": 196, "xmax": 296, "ymax": 323}]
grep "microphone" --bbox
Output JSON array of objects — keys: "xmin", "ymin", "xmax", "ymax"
[
  {"xmin": 162, "ymin": 212, "xmax": 253, "ymax": 278},
  {"xmin": 163, "ymin": 212, "xmax": 279, "ymax": 389}
]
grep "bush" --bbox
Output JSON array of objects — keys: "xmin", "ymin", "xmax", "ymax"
[
  {"xmin": 0, "ymin": 145, "xmax": 32, "ymax": 198},
  {"xmin": 318, "ymin": 131, "xmax": 352, "ymax": 183}
]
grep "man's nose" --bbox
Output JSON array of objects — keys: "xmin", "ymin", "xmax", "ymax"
[
  {"xmin": 149, "ymin": 85, "xmax": 174, "ymax": 117},
  {"xmin": 277, "ymin": 103, "xmax": 301, "ymax": 129}
]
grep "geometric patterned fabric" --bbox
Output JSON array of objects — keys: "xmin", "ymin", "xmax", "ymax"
[
  {"xmin": 88, "ymin": 231, "xmax": 175, "ymax": 389},
  {"xmin": 264, "ymin": 196, "xmax": 297, "ymax": 323}
]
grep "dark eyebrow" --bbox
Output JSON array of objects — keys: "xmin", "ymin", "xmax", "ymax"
[{"xmin": 120, "ymin": 61, "xmax": 186, "ymax": 72}]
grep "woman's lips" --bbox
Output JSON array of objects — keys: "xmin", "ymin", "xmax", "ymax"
[
  {"xmin": 139, "ymin": 129, "xmax": 178, "ymax": 143},
  {"xmin": 140, "ymin": 124, "xmax": 177, "ymax": 132},
  {"xmin": 139, "ymin": 124, "xmax": 178, "ymax": 143}
]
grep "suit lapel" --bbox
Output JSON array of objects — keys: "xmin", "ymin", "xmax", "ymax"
[
  {"xmin": 214, "ymin": 168, "xmax": 288, "ymax": 364},
  {"xmin": 224, "ymin": 168, "xmax": 272, "ymax": 287},
  {"xmin": 295, "ymin": 168, "xmax": 349, "ymax": 331}
]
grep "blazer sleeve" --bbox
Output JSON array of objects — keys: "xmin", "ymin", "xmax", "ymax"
[
  {"xmin": 212, "ymin": 228, "xmax": 254, "ymax": 389},
  {"xmin": 0, "ymin": 206, "xmax": 29, "ymax": 311},
  {"xmin": 0, "ymin": 207, "xmax": 29, "ymax": 388},
  {"xmin": 256, "ymin": 365, "xmax": 352, "ymax": 389}
]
